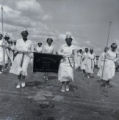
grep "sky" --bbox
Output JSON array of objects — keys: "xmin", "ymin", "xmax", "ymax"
[{"xmin": 0, "ymin": 0, "xmax": 119, "ymax": 54}]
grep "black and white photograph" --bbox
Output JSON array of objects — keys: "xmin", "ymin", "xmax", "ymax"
[{"xmin": 0, "ymin": 0, "xmax": 119, "ymax": 119}]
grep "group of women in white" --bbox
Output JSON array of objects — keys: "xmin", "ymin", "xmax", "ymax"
[
  {"xmin": 0, "ymin": 30, "xmax": 118, "ymax": 92},
  {"xmin": 75, "ymin": 47, "xmax": 96, "ymax": 78}
]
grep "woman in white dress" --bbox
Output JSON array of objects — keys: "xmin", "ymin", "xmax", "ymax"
[
  {"xmin": 81, "ymin": 48, "xmax": 89, "ymax": 76},
  {"xmin": 43, "ymin": 38, "xmax": 55, "ymax": 54},
  {"xmin": 4, "ymin": 34, "xmax": 11, "ymax": 69},
  {"xmin": 31, "ymin": 42, "xmax": 42, "ymax": 65},
  {"xmin": 85, "ymin": 49, "xmax": 95, "ymax": 78},
  {"xmin": 10, "ymin": 30, "xmax": 33, "ymax": 88},
  {"xmin": 98, "ymin": 43, "xmax": 118, "ymax": 87},
  {"xmin": 97, "ymin": 47, "xmax": 109, "ymax": 78},
  {"xmin": 35, "ymin": 42, "xmax": 43, "ymax": 53},
  {"xmin": 0, "ymin": 34, "xmax": 9, "ymax": 73},
  {"xmin": 75, "ymin": 49, "xmax": 83, "ymax": 70},
  {"xmin": 58, "ymin": 36, "xmax": 75, "ymax": 92},
  {"xmin": 43, "ymin": 38, "xmax": 55, "ymax": 80}
]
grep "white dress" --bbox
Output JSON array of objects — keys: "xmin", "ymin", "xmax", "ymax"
[
  {"xmin": 43, "ymin": 44, "xmax": 54, "ymax": 54},
  {"xmin": 10, "ymin": 39, "xmax": 32, "ymax": 76},
  {"xmin": 58, "ymin": 44, "xmax": 75, "ymax": 82},
  {"xmin": 36, "ymin": 46, "xmax": 42, "ymax": 53},
  {"xmin": 97, "ymin": 50, "xmax": 116, "ymax": 81},
  {"xmin": 81, "ymin": 52, "xmax": 88, "ymax": 70},
  {"xmin": 0, "ymin": 40, "xmax": 4, "ymax": 65},
  {"xmin": 75, "ymin": 52, "xmax": 82, "ymax": 69},
  {"xmin": 0, "ymin": 40, "xmax": 8, "ymax": 65},
  {"xmin": 9, "ymin": 44, "xmax": 15, "ymax": 63},
  {"xmin": 98, "ymin": 52, "xmax": 105, "ymax": 69},
  {"xmin": 97, "ymin": 52, "xmax": 106, "ymax": 79},
  {"xmin": 85, "ymin": 53, "xmax": 95, "ymax": 74}
]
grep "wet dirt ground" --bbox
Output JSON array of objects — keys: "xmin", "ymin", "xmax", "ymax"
[{"xmin": 0, "ymin": 66, "xmax": 119, "ymax": 120}]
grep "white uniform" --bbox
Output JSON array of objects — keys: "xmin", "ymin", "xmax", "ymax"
[
  {"xmin": 58, "ymin": 44, "xmax": 75, "ymax": 82},
  {"xmin": 98, "ymin": 52, "xmax": 106, "ymax": 69},
  {"xmin": 75, "ymin": 52, "xmax": 82, "ymax": 69},
  {"xmin": 36, "ymin": 46, "xmax": 42, "ymax": 53},
  {"xmin": 97, "ymin": 50, "xmax": 117, "ymax": 81},
  {"xmin": 85, "ymin": 53, "xmax": 95, "ymax": 74},
  {"xmin": 9, "ymin": 44, "xmax": 15, "ymax": 63},
  {"xmin": 97, "ymin": 52, "xmax": 106, "ymax": 79},
  {"xmin": 10, "ymin": 39, "xmax": 32, "ymax": 76},
  {"xmin": 94, "ymin": 56, "xmax": 98, "ymax": 68},
  {"xmin": 0, "ymin": 40, "xmax": 4, "ymax": 65},
  {"xmin": 81, "ymin": 52, "xmax": 88, "ymax": 71},
  {"xmin": 43, "ymin": 44, "xmax": 54, "ymax": 54},
  {"xmin": 0, "ymin": 40, "xmax": 8, "ymax": 65}
]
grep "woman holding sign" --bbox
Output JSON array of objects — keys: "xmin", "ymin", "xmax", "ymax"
[
  {"xmin": 43, "ymin": 38, "xmax": 55, "ymax": 54},
  {"xmin": 58, "ymin": 34, "xmax": 76, "ymax": 92},
  {"xmin": 43, "ymin": 38, "xmax": 55, "ymax": 80}
]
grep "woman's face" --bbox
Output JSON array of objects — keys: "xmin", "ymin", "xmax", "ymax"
[
  {"xmin": 85, "ymin": 48, "xmax": 88, "ymax": 53},
  {"xmin": 4, "ymin": 36, "xmax": 10, "ymax": 42},
  {"xmin": 47, "ymin": 39, "xmax": 53, "ymax": 46},
  {"xmin": 104, "ymin": 47, "xmax": 109, "ymax": 53},
  {"xmin": 111, "ymin": 47, "xmax": 117, "ymax": 52},
  {"xmin": 111, "ymin": 43, "xmax": 117, "ymax": 52},
  {"xmin": 38, "ymin": 43, "xmax": 42, "ymax": 47},
  {"xmin": 65, "ymin": 38, "xmax": 72, "ymax": 46},
  {"xmin": 14, "ymin": 42, "xmax": 16, "ymax": 45},
  {"xmin": 80, "ymin": 50, "xmax": 82, "ymax": 53},
  {"xmin": 90, "ymin": 49, "xmax": 93, "ymax": 54},
  {"xmin": 22, "ymin": 33, "xmax": 28, "ymax": 41}
]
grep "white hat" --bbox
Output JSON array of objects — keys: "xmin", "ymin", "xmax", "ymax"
[
  {"xmin": 4, "ymin": 33, "xmax": 10, "ymax": 38},
  {"xmin": 66, "ymin": 32, "xmax": 72, "ymax": 38}
]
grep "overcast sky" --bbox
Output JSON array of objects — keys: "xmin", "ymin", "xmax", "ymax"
[{"xmin": 0, "ymin": 0, "xmax": 119, "ymax": 54}]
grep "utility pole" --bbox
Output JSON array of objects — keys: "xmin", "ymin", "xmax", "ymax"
[{"xmin": 1, "ymin": 6, "xmax": 5, "ymax": 71}]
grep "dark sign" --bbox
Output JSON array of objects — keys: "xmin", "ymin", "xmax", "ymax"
[{"xmin": 33, "ymin": 53, "xmax": 63, "ymax": 73}]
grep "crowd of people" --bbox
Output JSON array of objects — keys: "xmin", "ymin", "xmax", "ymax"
[{"xmin": 0, "ymin": 30, "xmax": 119, "ymax": 92}]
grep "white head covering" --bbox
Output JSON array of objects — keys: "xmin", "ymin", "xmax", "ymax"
[
  {"xmin": 4, "ymin": 33, "xmax": 10, "ymax": 38},
  {"xmin": 66, "ymin": 32, "xmax": 72, "ymax": 38}
]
